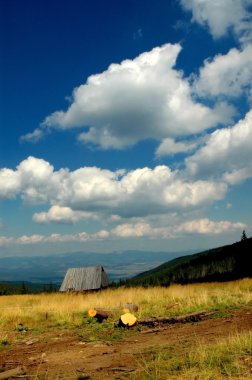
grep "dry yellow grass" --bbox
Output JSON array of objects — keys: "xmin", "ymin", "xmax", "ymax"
[
  {"xmin": 133, "ymin": 330, "xmax": 252, "ymax": 380},
  {"xmin": 0, "ymin": 279, "xmax": 251, "ymax": 379},
  {"xmin": 0, "ymin": 278, "xmax": 251, "ymax": 330}
]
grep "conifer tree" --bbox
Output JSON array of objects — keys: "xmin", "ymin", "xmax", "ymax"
[{"xmin": 241, "ymin": 230, "xmax": 247, "ymax": 241}]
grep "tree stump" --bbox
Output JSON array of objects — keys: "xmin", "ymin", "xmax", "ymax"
[{"xmin": 123, "ymin": 303, "xmax": 139, "ymax": 313}]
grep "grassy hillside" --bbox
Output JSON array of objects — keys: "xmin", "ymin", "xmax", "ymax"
[{"xmin": 130, "ymin": 237, "xmax": 252, "ymax": 286}]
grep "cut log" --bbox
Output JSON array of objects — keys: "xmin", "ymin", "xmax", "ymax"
[
  {"xmin": 88, "ymin": 308, "xmax": 113, "ymax": 322},
  {"xmin": 118, "ymin": 312, "xmax": 137, "ymax": 328},
  {"xmin": 123, "ymin": 303, "xmax": 139, "ymax": 313},
  {"xmin": 0, "ymin": 366, "xmax": 26, "ymax": 379},
  {"xmin": 138, "ymin": 311, "xmax": 215, "ymax": 327}
]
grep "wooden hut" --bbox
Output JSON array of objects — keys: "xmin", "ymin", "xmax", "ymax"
[{"xmin": 59, "ymin": 266, "xmax": 109, "ymax": 292}]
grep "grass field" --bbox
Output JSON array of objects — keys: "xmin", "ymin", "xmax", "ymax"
[
  {"xmin": 134, "ymin": 330, "xmax": 252, "ymax": 380},
  {"xmin": 1, "ymin": 278, "xmax": 252, "ymax": 327},
  {"xmin": 0, "ymin": 278, "xmax": 252, "ymax": 379}
]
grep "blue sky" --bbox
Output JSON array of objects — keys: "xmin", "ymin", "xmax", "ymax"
[{"xmin": 1, "ymin": 0, "xmax": 252, "ymax": 256}]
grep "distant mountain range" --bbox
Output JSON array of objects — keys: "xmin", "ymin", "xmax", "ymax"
[
  {"xmin": 0, "ymin": 249, "xmax": 195, "ymax": 283},
  {"xmin": 130, "ymin": 237, "xmax": 252, "ymax": 286},
  {"xmin": 1, "ymin": 238, "xmax": 251, "ymax": 294}
]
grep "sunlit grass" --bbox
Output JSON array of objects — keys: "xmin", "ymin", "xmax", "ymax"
[
  {"xmin": 0, "ymin": 278, "xmax": 251, "ymax": 330},
  {"xmin": 0, "ymin": 278, "xmax": 251, "ymax": 378},
  {"xmin": 132, "ymin": 330, "xmax": 252, "ymax": 380}
]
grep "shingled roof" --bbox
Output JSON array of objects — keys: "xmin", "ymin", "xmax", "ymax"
[{"xmin": 59, "ymin": 266, "xmax": 109, "ymax": 292}]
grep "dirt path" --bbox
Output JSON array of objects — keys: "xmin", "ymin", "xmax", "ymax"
[{"xmin": 0, "ymin": 307, "xmax": 251, "ymax": 379}]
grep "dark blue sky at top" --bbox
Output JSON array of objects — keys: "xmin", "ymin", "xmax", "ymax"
[{"xmin": 0, "ymin": 0, "xmax": 236, "ymax": 172}]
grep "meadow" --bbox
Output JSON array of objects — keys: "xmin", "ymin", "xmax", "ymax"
[
  {"xmin": 0, "ymin": 278, "xmax": 252, "ymax": 379},
  {"xmin": 1, "ymin": 278, "xmax": 252, "ymax": 327}
]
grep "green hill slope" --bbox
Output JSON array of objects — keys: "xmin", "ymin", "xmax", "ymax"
[
  {"xmin": 0, "ymin": 281, "xmax": 58, "ymax": 295},
  {"xmin": 130, "ymin": 237, "xmax": 252, "ymax": 286}
]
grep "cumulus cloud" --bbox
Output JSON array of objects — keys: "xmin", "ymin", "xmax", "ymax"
[
  {"xmin": 155, "ymin": 137, "xmax": 200, "ymax": 157},
  {"xmin": 33, "ymin": 205, "xmax": 98, "ymax": 224},
  {"xmin": 20, "ymin": 127, "xmax": 48, "ymax": 143},
  {"xmin": 0, "ymin": 168, "xmax": 21, "ymax": 199},
  {"xmin": 0, "ymin": 157, "xmax": 228, "ymax": 221},
  {"xmin": 0, "ymin": 232, "xmax": 106, "ymax": 246},
  {"xmin": 0, "ymin": 218, "xmax": 246, "ymax": 246},
  {"xmin": 21, "ymin": 44, "xmax": 233, "ymax": 149},
  {"xmin": 180, "ymin": 0, "xmax": 252, "ymax": 44},
  {"xmin": 113, "ymin": 218, "xmax": 246, "ymax": 238},
  {"xmin": 1, "ymin": 232, "xmax": 99, "ymax": 246},
  {"xmin": 194, "ymin": 45, "xmax": 252, "ymax": 102},
  {"xmin": 186, "ymin": 109, "xmax": 252, "ymax": 183},
  {"xmin": 176, "ymin": 218, "xmax": 246, "ymax": 235},
  {"xmin": 112, "ymin": 222, "xmax": 154, "ymax": 238}
]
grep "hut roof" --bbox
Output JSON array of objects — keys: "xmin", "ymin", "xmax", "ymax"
[{"xmin": 59, "ymin": 266, "xmax": 109, "ymax": 292}]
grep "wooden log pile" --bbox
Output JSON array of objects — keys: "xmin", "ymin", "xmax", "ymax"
[
  {"xmin": 87, "ymin": 305, "xmax": 214, "ymax": 329},
  {"xmin": 88, "ymin": 308, "xmax": 114, "ymax": 322}
]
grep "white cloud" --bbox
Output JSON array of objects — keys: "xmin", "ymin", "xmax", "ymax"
[
  {"xmin": 0, "ymin": 230, "xmax": 111, "ymax": 246},
  {"xmin": 0, "ymin": 218, "xmax": 246, "ymax": 246},
  {"xmin": 186, "ymin": 109, "xmax": 252, "ymax": 183},
  {"xmin": 156, "ymin": 137, "xmax": 200, "ymax": 157},
  {"xmin": 176, "ymin": 218, "xmax": 246, "ymax": 235},
  {"xmin": 22, "ymin": 44, "xmax": 233, "ymax": 149},
  {"xmin": 112, "ymin": 166, "xmax": 227, "ymax": 217},
  {"xmin": 0, "ymin": 236, "xmax": 14, "ymax": 246},
  {"xmin": 17, "ymin": 234, "xmax": 45, "ymax": 244},
  {"xmin": 20, "ymin": 127, "xmax": 47, "ymax": 143},
  {"xmin": 17, "ymin": 156, "xmax": 56, "ymax": 204},
  {"xmin": 33, "ymin": 205, "xmax": 98, "ymax": 224},
  {"xmin": 0, "ymin": 168, "xmax": 21, "ymax": 199},
  {"xmin": 112, "ymin": 218, "xmax": 246, "ymax": 239},
  {"xmin": 112, "ymin": 222, "xmax": 154, "ymax": 238},
  {"xmin": 0, "ymin": 157, "xmax": 228, "ymax": 221},
  {"xmin": 194, "ymin": 45, "xmax": 252, "ymax": 102},
  {"xmin": 180, "ymin": 0, "xmax": 252, "ymax": 44}
]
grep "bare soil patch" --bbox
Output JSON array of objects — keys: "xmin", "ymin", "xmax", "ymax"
[{"xmin": 0, "ymin": 307, "xmax": 251, "ymax": 379}]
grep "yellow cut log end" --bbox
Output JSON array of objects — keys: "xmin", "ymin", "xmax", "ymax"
[
  {"xmin": 87, "ymin": 308, "xmax": 112, "ymax": 322},
  {"xmin": 120, "ymin": 312, "xmax": 137, "ymax": 327},
  {"xmin": 88, "ymin": 308, "xmax": 97, "ymax": 317}
]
